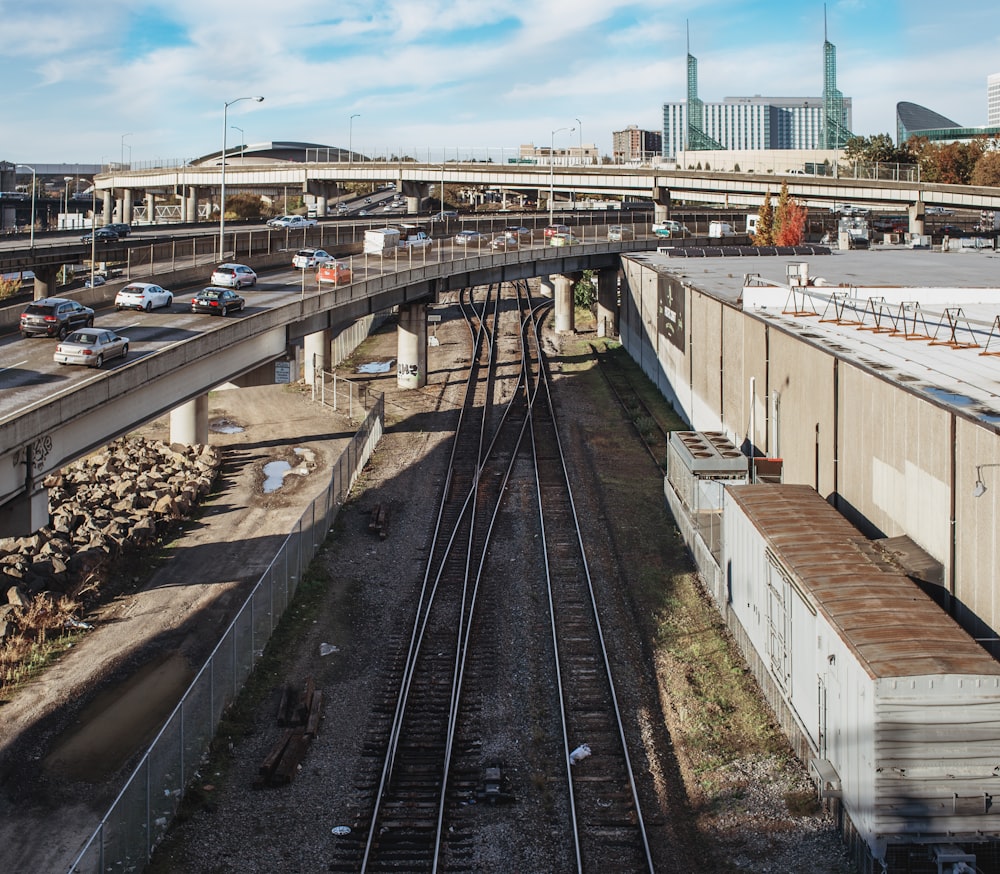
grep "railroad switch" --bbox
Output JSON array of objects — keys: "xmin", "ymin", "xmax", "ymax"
[{"xmin": 477, "ymin": 763, "xmax": 515, "ymax": 805}]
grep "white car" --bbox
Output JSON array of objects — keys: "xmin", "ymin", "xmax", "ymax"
[
  {"xmin": 267, "ymin": 215, "xmax": 317, "ymax": 229},
  {"xmin": 210, "ymin": 263, "xmax": 258, "ymax": 289},
  {"xmin": 114, "ymin": 282, "xmax": 173, "ymax": 312},
  {"xmin": 292, "ymin": 248, "xmax": 334, "ymax": 269},
  {"xmin": 54, "ymin": 329, "xmax": 129, "ymax": 368}
]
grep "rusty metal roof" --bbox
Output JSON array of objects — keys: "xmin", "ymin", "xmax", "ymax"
[{"xmin": 728, "ymin": 483, "xmax": 1000, "ymax": 679}]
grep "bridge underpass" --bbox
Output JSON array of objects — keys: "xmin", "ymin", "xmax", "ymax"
[{"xmin": 0, "ymin": 244, "xmax": 634, "ymax": 536}]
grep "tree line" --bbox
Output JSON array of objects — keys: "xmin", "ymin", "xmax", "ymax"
[{"xmin": 844, "ymin": 132, "xmax": 1000, "ymax": 186}]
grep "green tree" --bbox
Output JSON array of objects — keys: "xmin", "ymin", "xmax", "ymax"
[
  {"xmin": 753, "ymin": 190, "xmax": 774, "ymax": 245},
  {"xmin": 574, "ymin": 270, "xmax": 596, "ymax": 310}
]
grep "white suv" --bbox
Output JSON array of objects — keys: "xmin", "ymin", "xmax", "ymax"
[{"xmin": 210, "ymin": 263, "xmax": 257, "ymax": 289}]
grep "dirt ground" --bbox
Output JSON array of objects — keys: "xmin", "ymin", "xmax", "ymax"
[{"xmin": 0, "ymin": 381, "xmax": 365, "ymax": 873}]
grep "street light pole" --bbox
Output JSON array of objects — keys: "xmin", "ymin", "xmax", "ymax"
[
  {"xmin": 16, "ymin": 164, "xmax": 36, "ymax": 247},
  {"xmin": 549, "ymin": 127, "xmax": 574, "ymax": 226},
  {"xmin": 220, "ymin": 96, "xmax": 264, "ymax": 260},
  {"xmin": 231, "ymin": 126, "xmax": 245, "ymax": 161},
  {"xmin": 349, "ymin": 114, "xmax": 360, "ymax": 164},
  {"xmin": 121, "ymin": 133, "xmax": 132, "ymax": 168},
  {"xmin": 575, "ymin": 118, "xmax": 583, "ymax": 165},
  {"xmin": 64, "ymin": 176, "xmax": 73, "ymax": 225}
]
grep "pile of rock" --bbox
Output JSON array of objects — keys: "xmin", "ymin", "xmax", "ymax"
[{"xmin": 0, "ymin": 438, "xmax": 221, "ymax": 641}]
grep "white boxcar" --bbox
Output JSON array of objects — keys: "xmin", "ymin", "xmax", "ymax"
[{"xmin": 722, "ymin": 484, "xmax": 1000, "ymax": 871}]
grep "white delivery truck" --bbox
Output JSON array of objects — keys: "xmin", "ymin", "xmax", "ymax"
[
  {"xmin": 708, "ymin": 221, "xmax": 735, "ymax": 238},
  {"xmin": 363, "ymin": 227, "xmax": 401, "ymax": 254}
]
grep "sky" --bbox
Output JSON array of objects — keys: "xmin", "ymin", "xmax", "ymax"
[{"xmin": 2, "ymin": 0, "xmax": 998, "ymax": 167}]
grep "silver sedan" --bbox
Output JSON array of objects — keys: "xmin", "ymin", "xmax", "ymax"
[{"xmin": 53, "ymin": 329, "xmax": 129, "ymax": 368}]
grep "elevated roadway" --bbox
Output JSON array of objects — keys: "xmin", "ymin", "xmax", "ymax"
[{"xmin": 0, "ymin": 237, "xmax": 645, "ymax": 535}]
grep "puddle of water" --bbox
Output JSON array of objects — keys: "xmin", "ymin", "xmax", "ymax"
[
  {"xmin": 44, "ymin": 652, "xmax": 193, "ymax": 783},
  {"xmin": 210, "ymin": 418, "xmax": 244, "ymax": 434},
  {"xmin": 923, "ymin": 387, "xmax": 975, "ymax": 406},
  {"xmin": 263, "ymin": 460, "xmax": 292, "ymax": 493}
]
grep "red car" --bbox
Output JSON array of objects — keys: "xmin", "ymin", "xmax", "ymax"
[{"xmin": 543, "ymin": 224, "xmax": 571, "ymax": 238}]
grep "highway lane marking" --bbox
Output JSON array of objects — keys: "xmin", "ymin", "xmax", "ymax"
[{"xmin": 1, "ymin": 359, "xmax": 29, "ymax": 376}]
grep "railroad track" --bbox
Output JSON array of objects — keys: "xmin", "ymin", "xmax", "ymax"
[{"xmin": 328, "ymin": 282, "xmax": 655, "ymax": 872}]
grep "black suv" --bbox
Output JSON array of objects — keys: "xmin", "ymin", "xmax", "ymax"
[
  {"xmin": 20, "ymin": 297, "xmax": 95, "ymax": 339},
  {"xmin": 105, "ymin": 222, "xmax": 132, "ymax": 237}
]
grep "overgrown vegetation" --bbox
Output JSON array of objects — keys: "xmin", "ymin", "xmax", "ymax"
[
  {"xmin": 0, "ymin": 275, "xmax": 22, "ymax": 301},
  {"xmin": 0, "ymin": 594, "xmax": 85, "ymax": 694}
]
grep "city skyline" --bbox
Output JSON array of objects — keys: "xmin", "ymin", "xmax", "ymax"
[{"xmin": 3, "ymin": 0, "xmax": 998, "ymax": 165}]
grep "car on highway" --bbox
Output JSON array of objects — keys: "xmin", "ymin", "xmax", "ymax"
[
  {"xmin": 105, "ymin": 222, "xmax": 132, "ymax": 237},
  {"xmin": 292, "ymin": 248, "xmax": 335, "ymax": 269},
  {"xmin": 316, "ymin": 262, "xmax": 352, "ymax": 285},
  {"xmin": 453, "ymin": 230, "xmax": 489, "ymax": 246},
  {"xmin": 20, "ymin": 297, "xmax": 95, "ymax": 339},
  {"xmin": 543, "ymin": 224, "xmax": 571, "ymax": 239},
  {"xmin": 114, "ymin": 282, "xmax": 173, "ymax": 312},
  {"xmin": 210, "ymin": 263, "xmax": 257, "ymax": 289},
  {"xmin": 266, "ymin": 215, "xmax": 317, "ymax": 229},
  {"xmin": 503, "ymin": 226, "xmax": 532, "ymax": 242},
  {"xmin": 430, "ymin": 210, "xmax": 458, "ymax": 222},
  {"xmin": 83, "ymin": 274, "xmax": 106, "ymax": 288},
  {"xmin": 548, "ymin": 232, "xmax": 580, "ymax": 247},
  {"xmin": 336, "ymin": 202, "xmax": 349, "ymax": 212},
  {"xmin": 490, "ymin": 234, "xmax": 518, "ymax": 250},
  {"xmin": 53, "ymin": 329, "xmax": 129, "ymax": 368},
  {"xmin": 937, "ymin": 224, "xmax": 965, "ymax": 237},
  {"xmin": 607, "ymin": 225, "xmax": 634, "ymax": 241},
  {"xmin": 190, "ymin": 287, "xmax": 246, "ymax": 316},
  {"xmin": 926, "ymin": 206, "xmax": 953, "ymax": 216},
  {"xmin": 80, "ymin": 227, "xmax": 119, "ymax": 243}
]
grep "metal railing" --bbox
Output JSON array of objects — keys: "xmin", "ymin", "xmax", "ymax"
[{"xmin": 67, "ymin": 390, "xmax": 385, "ymax": 874}]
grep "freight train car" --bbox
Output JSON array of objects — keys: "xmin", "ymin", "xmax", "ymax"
[{"xmin": 719, "ymin": 484, "xmax": 1000, "ymax": 874}]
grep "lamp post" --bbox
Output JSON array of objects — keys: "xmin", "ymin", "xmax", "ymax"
[
  {"xmin": 575, "ymin": 118, "xmax": 583, "ymax": 165},
  {"xmin": 220, "ymin": 96, "xmax": 264, "ymax": 259},
  {"xmin": 90, "ymin": 189, "xmax": 97, "ymax": 290},
  {"xmin": 16, "ymin": 164, "xmax": 36, "ymax": 247},
  {"xmin": 231, "ymin": 126, "xmax": 245, "ymax": 161},
  {"xmin": 64, "ymin": 176, "xmax": 73, "ymax": 224},
  {"xmin": 548, "ymin": 127, "xmax": 574, "ymax": 226},
  {"xmin": 349, "ymin": 114, "xmax": 360, "ymax": 164},
  {"xmin": 121, "ymin": 133, "xmax": 132, "ymax": 168}
]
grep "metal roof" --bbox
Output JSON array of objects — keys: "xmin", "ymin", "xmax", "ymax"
[
  {"xmin": 728, "ymin": 484, "xmax": 1000, "ymax": 679},
  {"xmin": 631, "ymin": 246, "xmax": 1000, "ymax": 429}
]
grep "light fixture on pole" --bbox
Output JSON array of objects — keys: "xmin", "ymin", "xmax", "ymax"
[
  {"xmin": 548, "ymin": 127, "xmax": 574, "ymax": 226},
  {"xmin": 220, "ymin": 96, "xmax": 264, "ymax": 260},
  {"xmin": 973, "ymin": 463, "xmax": 1000, "ymax": 497},
  {"xmin": 90, "ymin": 188, "xmax": 97, "ymax": 289},
  {"xmin": 121, "ymin": 132, "xmax": 132, "ymax": 168},
  {"xmin": 16, "ymin": 164, "xmax": 36, "ymax": 248},
  {"xmin": 231, "ymin": 126, "xmax": 245, "ymax": 161},
  {"xmin": 349, "ymin": 114, "xmax": 360, "ymax": 164},
  {"xmin": 575, "ymin": 118, "xmax": 582, "ymax": 164}
]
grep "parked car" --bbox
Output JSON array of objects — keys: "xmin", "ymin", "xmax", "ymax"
[
  {"xmin": 210, "ymin": 263, "xmax": 257, "ymax": 289},
  {"xmin": 20, "ymin": 297, "xmax": 95, "ymax": 339},
  {"xmin": 292, "ymin": 248, "xmax": 334, "ymax": 269},
  {"xmin": 80, "ymin": 227, "xmax": 119, "ymax": 243},
  {"xmin": 267, "ymin": 215, "xmax": 317, "ymax": 229},
  {"xmin": 543, "ymin": 224, "xmax": 571, "ymax": 238},
  {"xmin": 53, "ymin": 329, "xmax": 129, "ymax": 368},
  {"xmin": 491, "ymin": 234, "xmax": 518, "ymax": 250},
  {"xmin": 316, "ymin": 262, "xmax": 352, "ymax": 285},
  {"xmin": 115, "ymin": 282, "xmax": 173, "ymax": 312},
  {"xmin": 191, "ymin": 287, "xmax": 246, "ymax": 316},
  {"xmin": 548, "ymin": 232, "xmax": 580, "ymax": 247},
  {"xmin": 454, "ymin": 230, "xmax": 488, "ymax": 246},
  {"xmin": 608, "ymin": 225, "xmax": 634, "ymax": 241}
]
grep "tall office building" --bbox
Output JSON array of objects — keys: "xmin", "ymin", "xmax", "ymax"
[
  {"xmin": 663, "ymin": 19, "xmax": 852, "ymax": 158},
  {"xmin": 612, "ymin": 125, "xmax": 662, "ymax": 162},
  {"xmin": 989, "ymin": 73, "xmax": 1000, "ymax": 127}
]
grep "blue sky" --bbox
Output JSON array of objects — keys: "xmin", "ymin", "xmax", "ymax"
[{"xmin": 2, "ymin": 0, "xmax": 997, "ymax": 166}]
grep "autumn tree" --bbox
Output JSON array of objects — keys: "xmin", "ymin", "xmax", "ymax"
[
  {"xmin": 753, "ymin": 190, "xmax": 774, "ymax": 245},
  {"xmin": 771, "ymin": 181, "xmax": 807, "ymax": 246},
  {"xmin": 971, "ymin": 150, "xmax": 1000, "ymax": 187}
]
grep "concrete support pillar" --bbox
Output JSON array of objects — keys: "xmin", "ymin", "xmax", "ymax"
[
  {"xmin": 397, "ymin": 302, "xmax": 428, "ymax": 389},
  {"xmin": 122, "ymin": 188, "xmax": 134, "ymax": 226},
  {"xmin": 553, "ymin": 274, "xmax": 575, "ymax": 334},
  {"xmin": 539, "ymin": 276, "xmax": 555, "ymax": 299},
  {"xmin": 304, "ymin": 329, "xmax": 330, "ymax": 387},
  {"xmin": 595, "ymin": 268, "xmax": 618, "ymax": 338},
  {"xmin": 909, "ymin": 201, "xmax": 925, "ymax": 236},
  {"xmin": 102, "ymin": 190, "xmax": 113, "ymax": 226},
  {"xmin": 113, "ymin": 197, "xmax": 123, "ymax": 224},
  {"xmin": 145, "ymin": 191, "xmax": 156, "ymax": 225},
  {"xmin": 32, "ymin": 265, "xmax": 59, "ymax": 299},
  {"xmin": 652, "ymin": 185, "xmax": 671, "ymax": 224},
  {"xmin": 185, "ymin": 187, "xmax": 198, "ymax": 224},
  {"xmin": 316, "ymin": 191, "xmax": 328, "ymax": 217},
  {"xmin": 170, "ymin": 394, "xmax": 209, "ymax": 445},
  {"xmin": 401, "ymin": 180, "xmax": 429, "ymax": 214}
]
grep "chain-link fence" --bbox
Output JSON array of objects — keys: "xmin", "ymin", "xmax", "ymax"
[{"xmin": 67, "ymin": 391, "xmax": 384, "ymax": 874}]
